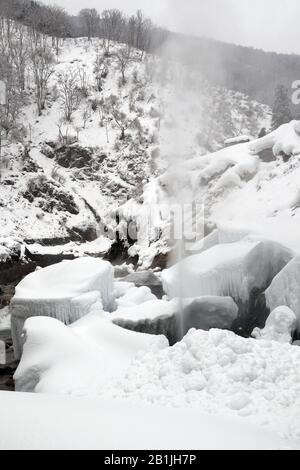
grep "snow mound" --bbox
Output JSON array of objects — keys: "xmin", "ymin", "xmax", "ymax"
[
  {"xmin": 252, "ymin": 306, "xmax": 297, "ymax": 344},
  {"xmin": 10, "ymin": 257, "xmax": 115, "ymax": 359},
  {"xmin": 265, "ymin": 256, "xmax": 300, "ymax": 329},
  {"xmin": 105, "ymin": 328, "xmax": 300, "ymax": 439},
  {"xmin": 14, "ymin": 313, "xmax": 168, "ymax": 394}
]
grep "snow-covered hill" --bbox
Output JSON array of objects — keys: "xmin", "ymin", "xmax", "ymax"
[{"xmin": 0, "ymin": 37, "xmax": 270, "ymax": 262}]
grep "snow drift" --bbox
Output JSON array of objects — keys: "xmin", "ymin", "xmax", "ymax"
[{"xmin": 14, "ymin": 312, "xmax": 167, "ymax": 394}]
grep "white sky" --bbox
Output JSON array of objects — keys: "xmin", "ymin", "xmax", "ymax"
[{"xmin": 41, "ymin": 0, "xmax": 300, "ymax": 55}]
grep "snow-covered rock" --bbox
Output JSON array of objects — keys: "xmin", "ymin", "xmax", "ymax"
[
  {"xmin": 14, "ymin": 313, "xmax": 167, "ymax": 394},
  {"xmin": 112, "ymin": 296, "xmax": 238, "ymax": 344},
  {"xmin": 252, "ymin": 306, "xmax": 296, "ymax": 344},
  {"xmin": 10, "ymin": 257, "xmax": 115, "ymax": 359},
  {"xmin": 162, "ymin": 239, "xmax": 293, "ymax": 333},
  {"xmin": 265, "ymin": 256, "xmax": 300, "ymax": 329}
]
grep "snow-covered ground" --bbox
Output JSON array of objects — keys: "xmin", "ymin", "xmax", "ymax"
[
  {"xmin": 13, "ymin": 308, "xmax": 300, "ymax": 443},
  {"xmin": 1, "ymin": 391, "xmax": 297, "ymax": 450}
]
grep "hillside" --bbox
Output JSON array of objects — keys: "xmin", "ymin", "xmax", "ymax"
[{"xmin": 0, "ymin": 35, "xmax": 270, "ymax": 259}]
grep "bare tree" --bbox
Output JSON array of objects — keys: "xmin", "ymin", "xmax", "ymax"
[
  {"xmin": 107, "ymin": 96, "xmax": 137, "ymax": 140},
  {"xmin": 57, "ymin": 68, "xmax": 80, "ymax": 122},
  {"xmin": 47, "ymin": 6, "xmax": 70, "ymax": 56},
  {"xmin": 79, "ymin": 9, "xmax": 100, "ymax": 41},
  {"xmin": 30, "ymin": 43, "xmax": 54, "ymax": 115},
  {"xmin": 93, "ymin": 49, "xmax": 108, "ymax": 91},
  {"xmin": 115, "ymin": 46, "xmax": 132, "ymax": 85},
  {"xmin": 100, "ymin": 9, "xmax": 125, "ymax": 56}
]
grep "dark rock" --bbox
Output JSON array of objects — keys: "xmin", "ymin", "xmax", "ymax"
[{"xmin": 56, "ymin": 144, "xmax": 94, "ymax": 169}]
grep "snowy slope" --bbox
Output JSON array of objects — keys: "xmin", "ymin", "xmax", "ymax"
[{"xmin": 0, "ymin": 36, "xmax": 270, "ymax": 255}]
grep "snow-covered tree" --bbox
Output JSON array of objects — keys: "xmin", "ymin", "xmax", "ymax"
[{"xmin": 57, "ymin": 68, "xmax": 80, "ymax": 122}]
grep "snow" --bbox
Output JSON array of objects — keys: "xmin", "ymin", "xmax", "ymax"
[
  {"xmin": 100, "ymin": 328, "xmax": 300, "ymax": 440},
  {"xmin": 252, "ymin": 306, "xmax": 297, "ymax": 344},
  {"xmin": 16, "ymin": 315, "xmax": 300, "ymax": 442},
  {"xmin": 27, "ymin": 237, "xmax": 113, "ymax": 258},
  {"xmin": 0, "ymin": 391, "xmax": 298, "ymax": 450},
  {"xmin": 116, "ymin": 285, "xmax": 157, "ymax": 309},
  {"xmin": 14, "ymin": 313, "xmax": 167, "ymax": 394},
  {"xmin": 10, "ymin": 257, "xmax": 115, "ymax": 359},
  {"xmin": 250, "ymin": 121, "xmax": 300, "ymax": 157}
]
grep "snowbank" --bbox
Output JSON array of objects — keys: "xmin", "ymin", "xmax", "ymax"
[
  {"xmin": 10, "ymin": 258, "xmax": 115, "ymax": 359},
  {"xmin": 0, "ymin": 391, "xmax": 297, "ymax": 450},
  {"xmin": 14, "ymin": 313, "xmax": 167, "ymax": 394}
]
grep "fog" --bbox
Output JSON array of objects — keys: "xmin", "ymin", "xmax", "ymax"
[{"xmin": 41, "ymin": 0, "xmax": 300, "ymax": 55}]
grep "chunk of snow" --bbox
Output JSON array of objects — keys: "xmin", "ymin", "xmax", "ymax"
[
  {"xmin": 252, "ymin": 306, "xmax": 296, "ymax": 344},
  {"xmin": 10, "ymin": 258, "xmax": 115, "ymax": 359}
]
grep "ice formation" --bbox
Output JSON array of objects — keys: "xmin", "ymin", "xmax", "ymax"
[
  {"xmin": 162, "ymin": 239, "xmax": 293, "ymax": 333},
  {"xmin": 265, "ymin": 256, "xmax": 300, "ymax": 329},
  {"xmin": 112, "ymin": 297, "xmax": 238, "ymax": 343},
  {"xmin": 252, "ymin": 306, "xmax": 297, "ymax": 344},
  {"xmin": 10, "ymin": 257, "xmax": 115, "ymax": 359},
  {"xmin": 14, "ymin": 313, "xmax": 167, "ymax": 394}
]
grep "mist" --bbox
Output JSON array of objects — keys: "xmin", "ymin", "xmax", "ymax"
[{"xmin": 42, "ymin": 0, "xmax": 300, "ymax": 54}]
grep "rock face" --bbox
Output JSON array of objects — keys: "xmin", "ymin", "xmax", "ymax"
[{"xmin": 10, "ymin": 258, "xmax": 115, "ymax": 359}]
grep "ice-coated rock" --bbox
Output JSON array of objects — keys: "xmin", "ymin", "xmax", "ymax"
[
  {"xmin": 181, "ymin": 296, "xmax": 238, "ymax": 335},
  {"xmin": 162, "ymin": 239, "xmax": 293, "ymax": 334},
  {"xmin": 265, "ymin": 256, "xmax": 300, "ymax": 329},
  {"xmin": 112, "ymin": 296, "xmax": 238, "ymax": 344},
  {"xmin": 10, "ymin": 257, "xmax": 115, "ymax": 359},
  {"xmin": 252, "ymin": 306, "xmax": 297, "ymax": 344}
]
